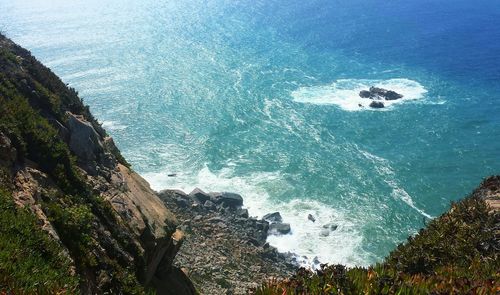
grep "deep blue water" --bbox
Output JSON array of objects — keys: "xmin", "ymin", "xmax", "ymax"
[{"xmin": 1, "ymin": 0, "xmax": 499, "ymax": 266}]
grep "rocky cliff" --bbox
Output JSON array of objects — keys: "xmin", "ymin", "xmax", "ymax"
[{"xmin": 0, "ymin": 33, "xmax": 195, "ymax": 294}]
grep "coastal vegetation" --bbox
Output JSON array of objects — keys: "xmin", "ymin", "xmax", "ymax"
[{"xmin": 256, "ymin": 181, "xmax": 499, "ymax": 294}]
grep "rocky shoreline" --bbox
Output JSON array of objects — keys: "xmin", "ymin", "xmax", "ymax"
[{"xmin": 157, "ymin": 189, "xmax": 298, "ymax": 294}]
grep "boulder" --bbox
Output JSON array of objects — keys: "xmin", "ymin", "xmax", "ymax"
[
  {"xmin": 369, "ymin": 101, "xmax": 385, "ymax": 108},
  {"xmin": 189, "ymin": 188, "xmax": 211, "ymax": 203},
  {"xmin": 66, "ymin": 112, "xmax": 104, "ymax": 163},
  {"xmin": 269, "ymin": 223, "xmax": 291, "ymax": 235},
  {"xmin": 175, "ymin": 197, "xmax": 190, "ymax": 208},
  {"xmin": 0, "ymin": 132, "xmax": 16, "ymax": 166},
  {"xmin": 262, "ymin": 212, "xmax": 283, "ymax": 223},
  {"xmin": 359, "ymin": 90, "xmax": 371, "ymax": 98},
  {"xmin": 322, "ymin": 223, "xmax": 338, "ymax": 231},
  {"xmin": 308, "ymin": 214, "xmax": 316, "ymax": 223},
  {"xmin": 210, "ymin": 192, "xmax": 243, "ymax": 208}
]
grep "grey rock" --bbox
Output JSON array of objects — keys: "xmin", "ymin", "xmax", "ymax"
[
  {"xmin": 0, "ymin": 132, "xmax": 16, "ymax": 166},
  {"xmin": 67, "ymin": 112, "xmax": 104, "ymax": 165},
  {"xmin": 359, "ymin": 90, "xmax": 371, "ymax": 98},
  {"xmin": 210, "ymin": 192, "xmax": 244, "ymax": 208},
  {"xmin": 369, "ymin": 101, "xmax": 385, "ymax": 108},
  {"xmin": 269, "ymin": 223, "xmax": 291, "ymax": 235},
  {"xmin": 189, "ymin": 188, "xmax": 211, "ymax": 203},
  {"xmin": 175, "ymin": 197, "xmax": 190, "ymax": 208},
  {"xmin": 322, "ymin": 224, "xmax": 338, "ymax": 231},
  {"xmin": 319, "ymin": 229, "xmax": 330, "ymax": 237},
  {"xmin": 204, "ymin": 200, "xmax": 216, "ymax": 210},
  {"xmin": 262, "ymin": 212, "xmax": 283, "ymax": 223},
  {"xmin": 359, "ymin": 86, "xmax": 403, "ymax": 101},
  {"xmin": 236, "ymin": 208, "xmax": 249, "ymax": 218}
]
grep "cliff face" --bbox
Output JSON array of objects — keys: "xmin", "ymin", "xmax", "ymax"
[{"xmin": 0, "ymin": 34, "xmax": 195, "ymax": 294}]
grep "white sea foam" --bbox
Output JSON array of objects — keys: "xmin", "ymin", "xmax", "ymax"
[
  {"xmin": 101, "ymin": 120, "xmax": 128, "ymax": 131},
  {"xmin": 143, "ymin": 165, "xmax": 369, "ymax": 267},
  {"xmin": 291, "ymin": 78, "xmax": 427, "ymax": 111},
  {"xmin": 358, "ymin": 148, "xmax": 434, "ymax": 219}
]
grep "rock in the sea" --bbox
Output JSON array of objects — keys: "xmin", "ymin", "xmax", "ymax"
[
  {"xmin": 269, "ymin": 223, "xmax": 291, "ymax": 235},
  {"xmin": 322, "ymin": 223, "xmax": 338, "ymax": 231},
  {"xmin": 210, "ymin": 192, "xmax": 244, "ymax": 208},
  {"xmin": 262, "ymin": 212, "xmax": 283, "ymax": 223},
  {"xmin": 359, "ymin": 90, "xmax": 371, "ymax": 98},
  {"xmin": 359, "ymin": 86, "xmax": 403, "ymax": 101},
  {"xmin": 313, "ymin": 256, "xmax": 321, "ymax": 264},
  {"xmin": 189, "ymin": 188, "xmax": 211, "ymax": 203},
  {"xmin": 307, "ymin": 214, "xmax": 316, "ymax": 223},
  {"xmin": 369, "ymin": 101, "xmax": 385, "ymax": 108}
]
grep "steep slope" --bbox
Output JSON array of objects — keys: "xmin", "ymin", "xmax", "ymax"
[
  {"xmin": 256, "ymin": 176, "xmax": 500, "ymax": 294},
  {"xmin": 0, "ymin": 33, "xmax": 195, "ymax": 294}
]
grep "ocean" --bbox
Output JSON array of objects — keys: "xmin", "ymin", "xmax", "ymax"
[{"xmin": 1, "ymin": 0, "xmax": 499, "ymax": 266}]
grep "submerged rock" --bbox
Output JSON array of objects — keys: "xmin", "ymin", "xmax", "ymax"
[
  {"xmin": 269, "ymin": 223, "xmax": 291, "ymax": 235},
  {"xmin": 319, "ymin": 229, "xmax": 330, "ymax": 237},
  {"xmin": 263, "ymin": 212, "xmax": 283, "ymax": 223},
  {"xmin": 322, "ymin": 223, "xmax": 338, "ymax": 231}
]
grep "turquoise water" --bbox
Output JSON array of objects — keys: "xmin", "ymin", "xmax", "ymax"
[{"xmin": 1, "ymin": 0, "xmax": 499, "ymax": 266}]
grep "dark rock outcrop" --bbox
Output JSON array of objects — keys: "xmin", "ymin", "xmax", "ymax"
[
  {"xmin": 210, "ymin": 192, "xmax": 244, "ymax": 208},
  {"xmin": 369, "ymin": 101, "xmax": 385, "ymax": 108},
  {"xmin": 269, "ymin": 223, "xmax": 291, "ymax": 235},
  {"xmin": 189, "ymin": 188, "xmax": 211, "ymax": 203},
  {"xmin": 359, "ymin": 86, "xmax": 403, "ymax": 101},
  {"xmin": 263, "ymin": 212, "xmax": 283, "ymax": 223}
]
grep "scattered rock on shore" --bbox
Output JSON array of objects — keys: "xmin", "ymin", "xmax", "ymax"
[{"xmin": 157, "ymin": 189, "xmax": 296, "ymax": 294}]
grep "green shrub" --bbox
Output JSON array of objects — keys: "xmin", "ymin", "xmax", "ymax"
[
  {"xmin": 255, "ymin": 193, "xmax": 500, "ymax": 294},
  {"xmin": 0, "ymin": 188, "xmax": 78, "ymax": 293}
]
